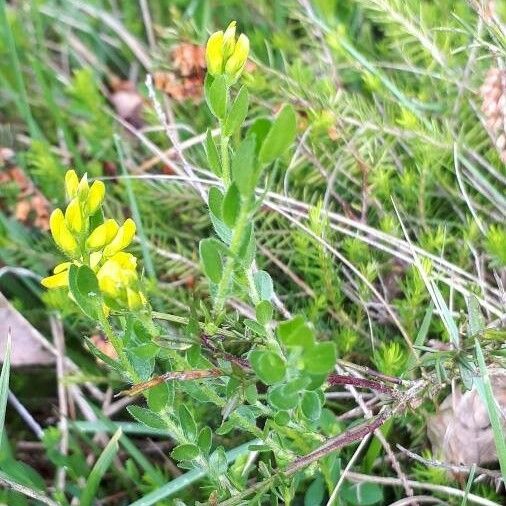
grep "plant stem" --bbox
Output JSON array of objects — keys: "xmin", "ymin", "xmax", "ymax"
[
  {"xmin": 213, "ymin": 199, "xmax": 251, "ymax": 316},
  {"xmin": 220, "ymin": 127, "xmax": 230, "ymax": 186}
]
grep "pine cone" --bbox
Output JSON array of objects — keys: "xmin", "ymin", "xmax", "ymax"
[
  {"xmin": 481, "ymin": 68, "xmax": 506, "ymax": 163},
  {"xmin": 427, "ymin": 371, "xmax": 506, "ymax": 466}
]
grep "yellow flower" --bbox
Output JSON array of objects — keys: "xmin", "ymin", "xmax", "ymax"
[
  {"xmin": 87, "ymin": 180, "xmax": 105, "ymax": 214},
  {"xmin": 86, "ymin": 219, "xmax": 119, "ymax": 251},
  {"xmin": 206, "ymin": 30, "xmax": 224, "ymax": 75},
  {"xmin": 206, "ymin": 22, "xmax": 249, "ymax": 82},
  {"xmin": 97, "ymin": 252, "xmax": 145, "ymax": 310},
  {"xmin": 50, "ymin": 209, "xmax": 78, "ymax": 257},
  {"xmin": 103, "ymin": 218, "xmax": 136, "ymax": 257},
  {"xmin": 77, "ymin": 173, "xmax": 89, "ymax": 201},
  {"xmin": 65, "ymin": 198, "xmax": 83, "ymax": 234},
  {"xmin": 222, "ymin": 21, "xmax": 237, "ymax": 60},
  {"xmin": 224, "ymin": 33, "xmax": 249, "ymax": 80},
  {"xmin": 41, "ymin": 262, "xmax": 71, "ymax": 289},
  {"xmin": 65, "ymin": 170, "xmax": 79, "ymax": 199}
]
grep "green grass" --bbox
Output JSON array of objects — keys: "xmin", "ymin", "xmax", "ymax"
[{"xmin": 0, "ymin": 0, "xmax": 505, "ymax": 504}]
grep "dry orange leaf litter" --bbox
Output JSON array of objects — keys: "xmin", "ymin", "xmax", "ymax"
[
  {"xmin": 428, "ymin": 371, "xmax": 506, "ymax": 467},
  {"xmin": 0, "ymin": 150, "xmax": 51, "ymax": 231},
  {"xmin": 154, "ymin": 43, "xmax": 207, "ymax": 102}
]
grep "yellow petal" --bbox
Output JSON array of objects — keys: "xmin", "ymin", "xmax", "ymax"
[
  {"xmin": 77, "ymin": 173, "xmax": 89, "ymax": 201},
  {"xmin": 86, "ymin": 219, "xmax": 118, "ymax": 251},
  {"xmin": 87, "ymin": 180, "xmax": 105, "ymax": 215},
  {"xmin": 126, "ymin": 287, "xmax": 144, "ymax": 310},
  {"xmin": 50, "ymin": 209, "xmax": 78, "ymax": 256},
  {"xmin": 65, "ymin": 170, "xmax": 79, "ymax": 199},
  {"xmin": 65, "ymin": 198, "xmax": 83, "ymax": 234},
  {"xmin": 206, "ymin": 30, "xmax": 224, "ymax": 75},
  {"xmin": 224, "ymin": 33, "xmax": 249, "ymax": 79},
  {"xmin": 53, "ymin": 262, "xmax": 71, "ymax": 274},
  {"xmin": 41, "ymin": 270, "xmax": 69, "ymax": 289},
  {"xmin": 222, "ymin": 21, "xmax": 237, "ymax": 60},
  {"xmin": 90, "ymin": 251, "xmax": 102, "ymax": 270},
  {"xmin": 103, "ymin": 218, "xmax": 136, "ymax": 257}
]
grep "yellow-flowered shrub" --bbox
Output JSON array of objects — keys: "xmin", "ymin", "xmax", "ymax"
[{"xmin": 42, "ymin": 170, "xmax": 146, "ymax": 311}]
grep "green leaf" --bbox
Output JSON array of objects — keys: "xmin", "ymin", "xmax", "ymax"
[
  {"xmin": 171, "ymin": 443, "xmax": 200, "ymax": 461},
  {"xmin": 303, "ymin": 342, "xmax": 336, "ymax": 375},
  {"xmin": 467, "ymin": 295, "xmax": 485, "ymax": 337},
  {"xmin": 0, "ymin": 334, "xmax": 10, "ymax": 450},
  {"xmin": 197, "ymin": 426, "xmax": 212, "ymax": 454},
  {"xmin": 209, "ymin": 446, "xmax": 228, "ymax": 477},
  {"xmin": 231, "ymin": 136, "xmax": 257, "ymax": 196},
  {"xmin": 199, "ymin": 238, "xmax": 223, "ymax": 284},
  {"xmin": 255, "ymin": 301, "xmax": 273, "ymax": 326},
  {"xmin": 341, "ymin": 482, "xmax": 383, "ymax": 506},
  {"xmin": 304, "ymin": 475, "xmax": 325, "ymax": 506},
  {"xmin": 147, "ymin": 383, "xmax": 169, "ymax": 412},
  {"xmin": 253, "ymin": 270, "xmax": 273, "ymax": 301},
  {"xmin": 277, "ymin": 315, "xmax": 314, "ymax": 348},
  {"xmin": 80, "ymin": 428, "xmax": 122, "ymax": 506},
  {"xmin": 244, "ymin": 319, "xmax": 267, "ymax": 337},
  {"xmin": 208, "ymin": 187, "xmax": 224, "ymax": 220},
  {"xmin": 224, "ymin": 86, "xmax": 249, "ymax": 136},
  {"xmin": 178, "ymin": 405, "xmax": 197, "ymax": 442},
  {"xmin": 206, "ymin": 75, "xmax": 227, "ymax": 119},
  {"xmin": 210, "ymin": 213, "xmax": 232, "ymax": 245},
  {"xmin": 274, "ymin": 411, "xmax": 290, "ymax": 426},
  {"xmin": 205, "ymin": 129, "xmax": 221, "ymax": 176},
  {"xmin": 68, "ymin": 264, "xmax": 102, "ymax": 319},
  {"xmin": 222, "ymin": 183, "xmax": 241, "ymax": 227},
  {"xmin": 268, "ymin": 385, "xmax": 298, "ymax": 410},
  {"xmin": 249, "ymin": 349, "xmax": 285, "ymax": 385},
  {"xmin": 238, "ymin": 222, "xmax": 256, "ymax": 267},
  {"xmin": 127, "ymin": 406, "xmax": 167, "ymax": 431},
  {"xmin": 301, "ymin": 390, "xmax": 322, "ymax": 421},
  {"xmin": 258, "ymin": 104, "xmax": 297, "ymax": 164},
  {"xmin": 247, "ymin": 118, "xmax": 272, "ymax": 155}
]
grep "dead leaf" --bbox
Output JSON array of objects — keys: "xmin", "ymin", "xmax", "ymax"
[
  {"xmin": 108, "ymin": 76, "xmax": 144, "ymax": 128},
  {"xmin": 0, "ymin": 163, "xmax": 51, "ymax": 231},
  {"xmin": 154, "ymin": 43, "xmax": 206, "ymax": 102},
  {"xmin": 427, "ymin": 371, "xmax": 506, "ymax": 466},
  {"xmin": 0, "ymin": 292, "xmax": 54, "ymax": 367}
]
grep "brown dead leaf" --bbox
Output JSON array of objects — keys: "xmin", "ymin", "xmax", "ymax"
[
  {"xmin": 108, "ymin": 76, "xmax": 145, "ymax": 128},
  {"xmin": 427, "ymin": 371, "xmax": 506, "ymax": 466},
  {"xmin": 154, "ymin": 43, "xmax": 206, "ymax": 102},
  {"xmin": 0, "ymin": 162, "xmax": 51, "ymax": 231},
  {"xmin": 0, "ymin": 292, "xmax": 54, "ymax": 367}
]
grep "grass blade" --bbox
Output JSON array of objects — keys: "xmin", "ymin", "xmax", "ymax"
[
  {"xmin": 80, "ymin": 427, "xmax": 122, "ymax": 506},
  {"xmin": 0, "ymin": 470, "xmax": 58, "ymax": 506},
  {"xmin": 0, "ymin": 332, "xmax": 11, "ymax": 449},
  {"xmin": 474, "ymin": 340, "xmax": 506, "ymax": 482}
]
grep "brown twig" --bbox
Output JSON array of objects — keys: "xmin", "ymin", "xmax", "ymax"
[{"xmin": 327, "ymin": 373, "xmax": 394, "ymax": 395}]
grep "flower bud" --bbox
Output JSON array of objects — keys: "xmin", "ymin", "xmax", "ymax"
[
  {"xmin": 86, "ymin": 219, "xmax": 119, "ymax": 251},
  {"xmin": 225, "ymin": 33, "xmax": 249, "ymax": 80},
  {"xmin": 103, "ymin": 218, "xmax": 136, "ymax": 257},
  {"xmin": 87, "ymin": 180, "xmax": 105, "ymax": 215},
  {"xmin": 126, "ymin": 287, "xmax": 144, "ymax": 310},
  {"xmin": 206, "ymin": 30, "xmax": 224, "ymax": 76},
  {"xmin": 222, "ymin": 21, "xmax": 237, "ymax": 60},
  {"xmin": 50, "ymin": 208, "xmax": 78, "ymax": 257},
  {"xmin": 65, "ymin": 198, "xmax": 83, "ymax": 234},
  {"xmin": 65, "ymin": 170, "xmax": 79, "ymax": 199},
  {"xmin": 41, "ymin": 270, "xmax": 69, "ymax": 289},
  {"xmin": 42, "ymin": 261, "xmax": 71, "ymax": 288},
  {"xmin": 77, "ymin": 173, "xmax": 89, "ymax": 201}
]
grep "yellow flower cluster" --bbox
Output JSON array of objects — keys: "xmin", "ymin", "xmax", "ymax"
[
  {"xmin": 206, "ymin": 21, "xmax": 250, "ymax": 82},
  {"xmin": 42, "ymin": 170, "xmax": 146, "ymax": 311}
]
